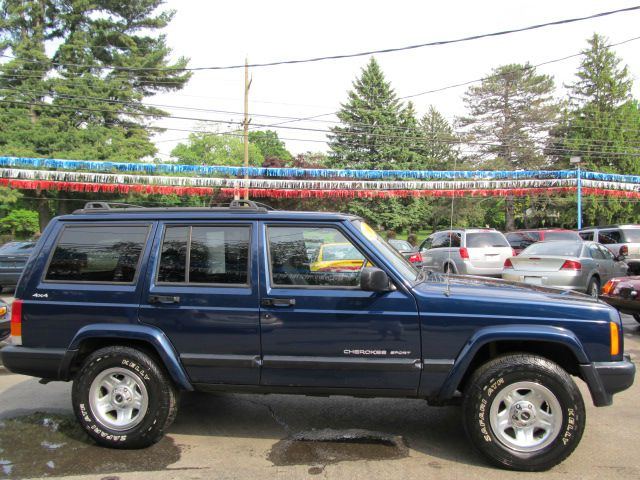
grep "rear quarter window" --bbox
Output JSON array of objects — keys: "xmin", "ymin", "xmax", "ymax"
[{"xmin": 45, "ymin": 224, "xmax": 150, "ymax": 283}]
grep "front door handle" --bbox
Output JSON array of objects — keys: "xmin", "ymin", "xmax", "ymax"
[
  {"xmin": 148, "ymin": 295, "xmax": 180, "ymax": 305},
  {"xmin": 261, "ymin": 298, "xmax": 296, "ymax": 307}
]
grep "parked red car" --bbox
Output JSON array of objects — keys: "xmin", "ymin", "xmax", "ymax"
[
  {"xmin": 601, "ymin": 276, "xmax": 640, "ymax": 323},
  {"xmin": 505, "ymin": 229, "xmax": 581, "ymax": 255}
]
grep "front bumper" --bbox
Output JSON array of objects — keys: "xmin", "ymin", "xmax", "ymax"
[{"xmin": 579, "ymin": 354, "xmax": 636, "ymax": 406}]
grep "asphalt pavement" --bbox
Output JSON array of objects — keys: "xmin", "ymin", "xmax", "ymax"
[{"xmin": 0, "ymin": 293, "xmax": 638, "ymax": 480}]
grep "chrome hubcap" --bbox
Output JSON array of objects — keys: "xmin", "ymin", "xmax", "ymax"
[
  {"xmin": 89, "ymin": 367, "xmax": 148, "ymax": 431},
  {"xmin": 489, "ymin": 381, "xmax": 562, "ymax": 452}
]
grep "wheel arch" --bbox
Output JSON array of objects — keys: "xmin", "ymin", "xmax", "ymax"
[
  {"xmin": 437, "ymin": 325, "xmax": 589, "ymax": 402},
  {"xmin": 60, "ymin": 323, "xmax": 193, "ymax": 391}
]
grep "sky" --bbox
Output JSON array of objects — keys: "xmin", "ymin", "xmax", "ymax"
[{"xmin": 148, "ymin": 1, "xmax": 640, "ymax": 160}]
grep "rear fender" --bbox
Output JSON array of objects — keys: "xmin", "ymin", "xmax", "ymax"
[
  {"xmin": 61, "ymin": 323, "xmax": 193, "ymax": 391},
  {"xmin": 436, "ymin": 324, "xmax": 589, "ymax": 401}
]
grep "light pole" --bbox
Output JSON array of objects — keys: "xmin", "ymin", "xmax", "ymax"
[{"xmin": 570, "ymin": 156, "xmax": 582, "ymax": 229}]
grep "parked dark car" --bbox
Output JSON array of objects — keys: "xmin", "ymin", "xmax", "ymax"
[
  {"xmin": 506, "ymin": 229, "xmax": 581, "ymax": 255},
  {"xmin": 0, "ymin": 240, "xmax": 36, "ymax": 292},
  {"xmin": 601, "ymin": 276, "xmax": 640, "ymax": 323},
  {"xmin": 0, "ymin": 201, "xmax": 635, "ymax": 471},
  {"xmin": 388, "ymin": 239, "xmax": 423, "ymax": 265},
  {"xmin": 0, "ymin": 300, "xmax": 8, "ymax": 341}
]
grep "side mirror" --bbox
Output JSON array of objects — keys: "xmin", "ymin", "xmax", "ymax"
[{"xmin": 360, "ymin": 267, "xmax": 392, "ymax": 292}]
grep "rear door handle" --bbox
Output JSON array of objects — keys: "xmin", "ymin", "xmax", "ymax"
[
  {"xmin": 261, "ymin": 298, "xmax": 296, "ymax": 307},
  {"xmin": 148, "ymin": 295, "xmax": 181, "ymax": 305}
]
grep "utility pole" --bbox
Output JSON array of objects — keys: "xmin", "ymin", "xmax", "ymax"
[
  {"xmin": 243, "ymin": 57, "xmax": 252, "ymax": 201},
  {"xmin": 570, "ymin": 156, "xmax": 582, "ymax": 229}
]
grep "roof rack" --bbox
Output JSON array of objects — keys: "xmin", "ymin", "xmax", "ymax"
[{"xmin": 73, "ymin": 199, "xmax": 273, "ymax": 214}]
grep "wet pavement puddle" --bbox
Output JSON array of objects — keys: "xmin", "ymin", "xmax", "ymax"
[
  {"xmin": 268, "ymin": 428, "xmax": 408, "ymax": 474},
  {"xmin": 0, "ymin": 412, "xmax": 180, "ymax": 478}
]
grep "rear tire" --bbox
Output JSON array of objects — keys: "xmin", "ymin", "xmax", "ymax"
[
  {"xmin": 586, "ymin": 277, "xmax": 600, "ymax": 298},
  {"xmin": 463, "ymin": 353, "xmax": 585, "ymax": 471},
  {"xmin": 72, "ymin": 346, "xmax": 178, "ymax": 449}
]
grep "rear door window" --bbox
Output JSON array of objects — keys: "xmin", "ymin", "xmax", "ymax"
[
  {"xmin": 157, "ymin": 225, "xmax": 251, "ymax": 285},
  {"xmin": 45, "ymin": 224, "xmax": 150, "ymax": 283}
]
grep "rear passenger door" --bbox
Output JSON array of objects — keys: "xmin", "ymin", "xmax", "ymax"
[{"xmin": 139, "ymin": 221, "xmax": 261, "ymax": 385}]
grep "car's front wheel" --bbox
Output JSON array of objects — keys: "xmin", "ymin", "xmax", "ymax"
[
  {"xmin": 463, "ymin": 354, "xmax": 585, "ymax": 471},
  {"xmin": 72, "ymin": 346, "xmax": 178, "ymax": 449}
]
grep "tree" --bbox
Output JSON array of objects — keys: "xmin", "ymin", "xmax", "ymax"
[
  {"xmin": 248, "ymin": 130, "xmax": 292, "ymax": 163},
  {"xmin": 458, "ymin": 63, "xmax": 560, "ymax": 230},
  {"xmin": 0, "ymin": 209, "xmax": 39, "ymax": 238},
  {"xmin": 0, "ymin": 0, "xmax": 191, "ymax": 228},
  {"xmin": 416, "ymin": 106, "xmax": 460, "ymax": 169},
  {"xmin": 548, "ymin": 34, "xmax": 640, "ymax": 225},
  {"xmin": 171, "ymin": 131, "xmax": 264, "ymax": 166},
  {"xmin": 329, "ymin": 57, "xmax": 417, "ymax": 169}
]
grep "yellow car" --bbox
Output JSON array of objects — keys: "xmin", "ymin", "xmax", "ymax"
[{"xmin": 310, "ymin": 242, "xmax": 369, "ymax": 272}]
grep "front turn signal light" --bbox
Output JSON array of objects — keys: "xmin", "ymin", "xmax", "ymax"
[{"xmin": 610, "ymin": 322, "xmax": 620, "ymax": 356}]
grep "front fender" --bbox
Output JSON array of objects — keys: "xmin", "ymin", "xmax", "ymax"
[
  {"xmin": 61, "ymin": 323, "xmax": 193, "ymax": 391},
  {"xmin": 436, "ymin": 324, "xmax": 589, "ymax": 401}
]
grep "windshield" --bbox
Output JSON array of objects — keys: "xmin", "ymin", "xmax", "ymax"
[
  {"xmin": 0, "ymin": 241, "xmax": 35, "ymax": 254},
  {"xmin": 321, "ymin": 243, "xmax": 364, "ymax": 261},
  {"xmin": 466, "ymin": 232, "xmax": 509, "ymax": 248},
  {"xmin": 389, "ymin": 240, "xmax": 412, "ymax": 250},
  {"xmin": 351, "ymin": 220, "xmax": 417, "ymax": 282},
  {"xmin": 521, "ymin": 241, "xmax": 582, "ymax": 257},
  {"xmin": 544, "ymin": 231, "xmax": 580, "ymax": 241}
]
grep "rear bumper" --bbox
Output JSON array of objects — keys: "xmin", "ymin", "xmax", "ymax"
[
  {"xmin": 579, "ymin": 355, "xmax": 636, "ymax": 406},
  {"xmin": 0, "ymin": 345, "xmax": 66, "ymax": 379}
]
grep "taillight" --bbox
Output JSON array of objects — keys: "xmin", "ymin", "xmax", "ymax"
[
  {"xmin": 620, "ymin": 245, "xmax": 628, "ymax": 256},
  {"xmin": 408, "ymin": 252, "xmax": 423, "ymax": 263},
  {"xmin": 602, "ymin": 279, "xmax": 619, "ymax": 295},
  {"xmin": 560, "ymin": 260, "xmax": 582, "ymax": 270},
  {"xmin": 504, "ymin": 258, "xmax": 514, "ymax": 269},
  {"xmin": 10, "ymin": 299, "xmax": 23, "ymax": 345},
  {"xmin": 610, "ymin": 321, "xmax": 620, "ymax": 356},
  {"xmin": 459, "ymin": 247, "xmax": 469, "ymax": 260}
]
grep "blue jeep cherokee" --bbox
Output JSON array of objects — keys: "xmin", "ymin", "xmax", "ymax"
[{"xmin": 0, "ymin": 201, "xmax": 635, "ymax": 471}]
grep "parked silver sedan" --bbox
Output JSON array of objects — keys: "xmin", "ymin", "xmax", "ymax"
[{"xmin": 501, "ymin": 240, "xmax": 628, "ymax": 297}]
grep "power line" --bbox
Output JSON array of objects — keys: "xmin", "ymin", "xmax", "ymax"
[
  {"xmin": 1, "ymin": 6, "xmax": 639, "ymax": 72},
  {"xmin": 2, "ymin": 97, "xmax": 640, "ymax": 158}
]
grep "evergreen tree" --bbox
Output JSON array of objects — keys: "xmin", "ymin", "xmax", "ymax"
[
  {"xmin": 416, "ymin": 106, "xmax": 460, "ymax": 169},
  {"xmin": 459, "ymin": 63, "xmax": 560, "ymax": 230},
  {"xmin": 329, "ymin": 57, "xmax": 415, "ymax": 169},
  {"xmin": 0, "ymin": 0, "xmax": 190, "ymax": 228},
  {"xmin": 548, "ymin": 34, "xmax": 640, "ymax": 225},
  {"xmin": 0, "ymin": 0, "xmax": 190, "ymax": 160}
]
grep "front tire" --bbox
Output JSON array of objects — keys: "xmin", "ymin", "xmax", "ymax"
[
  {"xmin": 633, "ymin": 313, "xmax": 640, "ymax": 324},
  {"xmin": 463, "ymin": 354, "xmax": 585, "ymax": 471},
  {"xmin": 72, "ymin": 346, "xmax": 178, "ymax": 449}
]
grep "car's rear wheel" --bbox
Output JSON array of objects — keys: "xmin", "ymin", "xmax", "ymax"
[
  {"xmin": 586, "ymin": 277, "xmax": 600, "ymax": 298},
  {"xmin": 463, "ymin": 353, "xmax": 585, "ymax": 471},
  {"xmin": 72, "ymin": 346, "xmax": 178, "ymax": 449}
]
